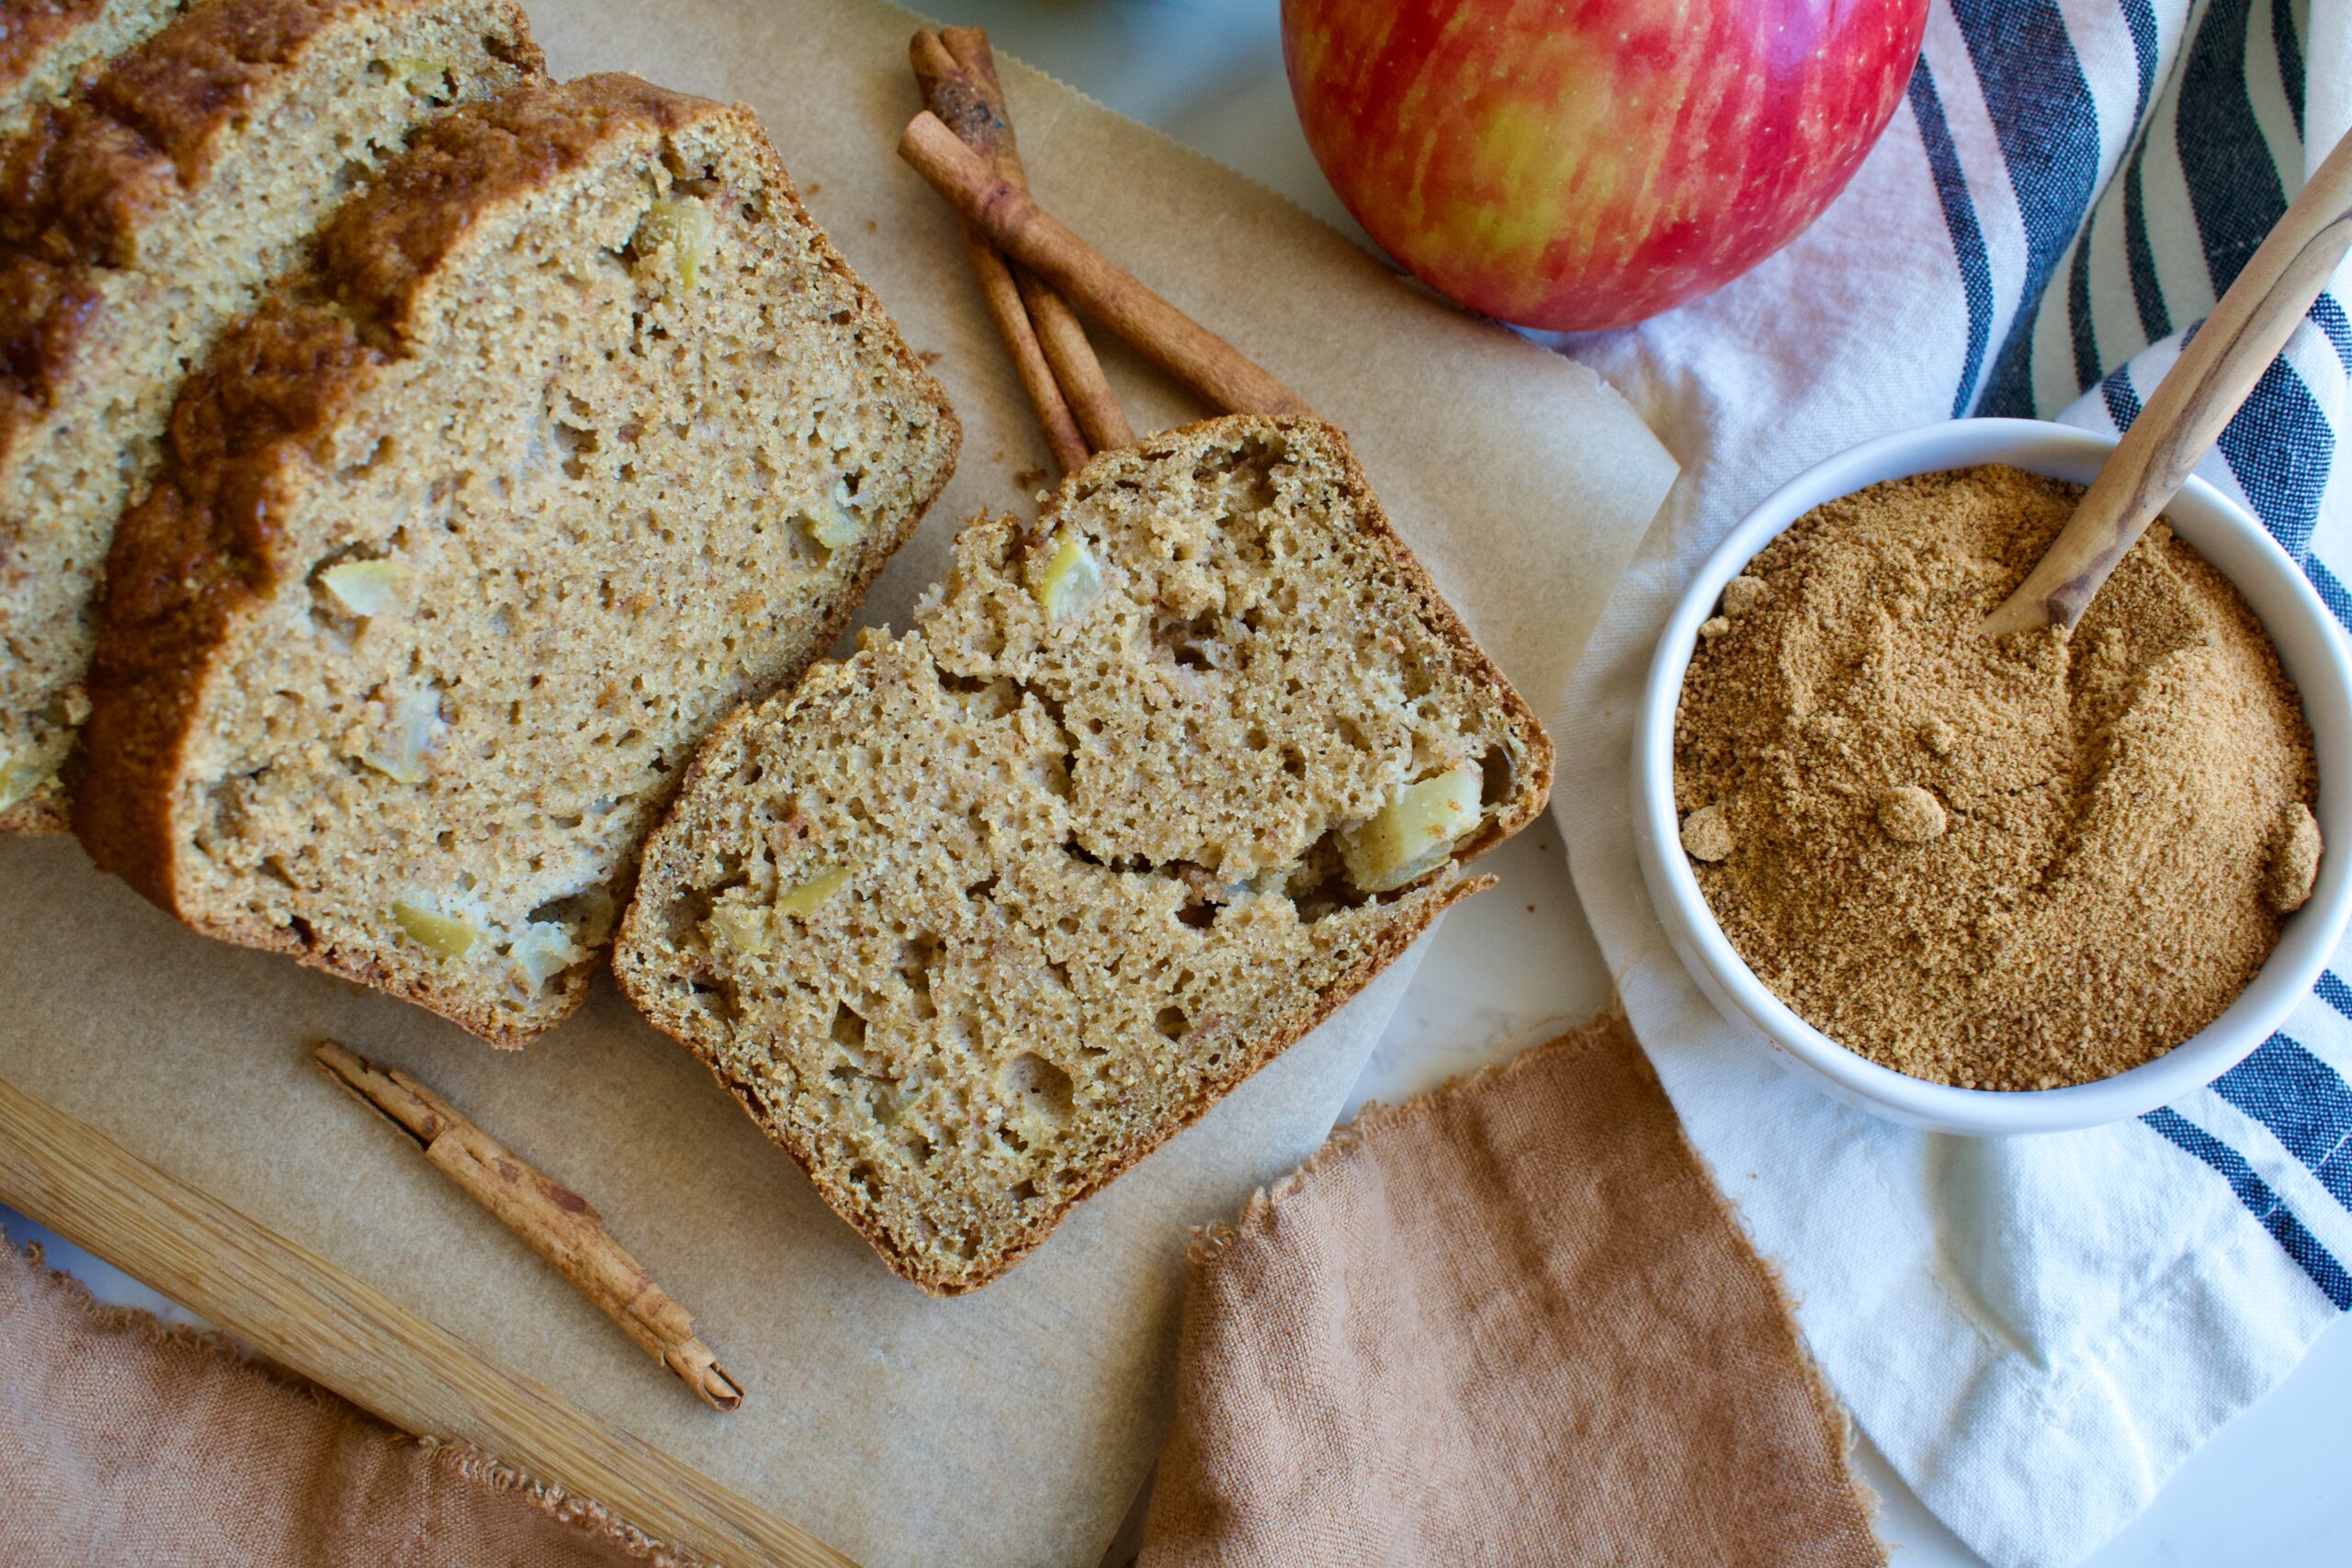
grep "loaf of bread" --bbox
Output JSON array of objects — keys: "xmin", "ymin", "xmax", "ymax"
[
  {"xmin": 615, "ymin": 417, "xmax": 1552, "ymax": 1292},
  {"xmin": 75, "ymin": 73, "xmax": 960, "ymax": 1044},
  {"xmin": 0, "ymin": 0, "xmax": 540, "ymax": 832},
  {"xmin": 0, "ymin": 0, "xmax": 196, "ymax": 135}
]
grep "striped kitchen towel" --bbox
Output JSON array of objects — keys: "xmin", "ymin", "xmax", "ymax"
[{"xmin": 1552, "ymin": 3, "xmax": 2349, "ymax": 1565}]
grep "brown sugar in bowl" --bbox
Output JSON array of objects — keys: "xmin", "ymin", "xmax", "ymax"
[{"xmin": 1631, "ymin": 419, "xmax": 2352, "ymax": 1136}]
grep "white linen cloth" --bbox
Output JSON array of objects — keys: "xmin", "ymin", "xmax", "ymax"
[{"xmin": 1554, "ymin": 3, "xmax": 2352, "ymax": 1565}]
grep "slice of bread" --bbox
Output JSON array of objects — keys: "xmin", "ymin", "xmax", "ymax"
[
  {"xmin": 0, "ymin": 0, "xmax": 193, "ymax": 137},
  {"xmin": 0, "ymin": 0, "xmax": 541, "ymax": 832},
  {"xmin": 76, "ymin": 74, "xmax": 960, "ymax": 1046},
  {"xmin": 615, "ymin": 416, "xmax": 1553, "ymax": 1292}
]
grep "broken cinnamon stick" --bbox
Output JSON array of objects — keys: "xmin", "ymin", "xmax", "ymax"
[
  {"xmin": 938, "ymin": 27, "xmax": 1135, "ymax": 454},
  {"xmin": 897, "ymin": 109, "xmax": 1317, "ymax": 422},
  {"xmin": 312, "ymin": 1040, "xmax": 742, "ymax": 1413},
  {"xmin": 909, "ymin": 29, "xmax": 1089, "ymax": 475}
]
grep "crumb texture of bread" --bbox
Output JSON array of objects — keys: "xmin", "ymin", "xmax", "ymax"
[
  {"xmin": 0, "ymin": 0, "xmax": 541, "ymax": 832},
  {"xmin": 0, "ymin": 0, "xmax": 191, "ymax": 136},
  {"xmin": 616, "ymin": 417, "xmax": 1551, "ymax": 1292},
  {"xmin": 75, "ymin": 74, "xmax": 958, "ymax": 1046}
]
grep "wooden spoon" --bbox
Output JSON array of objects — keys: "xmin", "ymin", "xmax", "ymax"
[{"xmin": 1980, "ymin": 129, "xmax": 2352, "ymax": 638}]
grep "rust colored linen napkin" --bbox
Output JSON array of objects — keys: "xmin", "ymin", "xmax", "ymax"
[
  {"xmin": 1140, "ymin": 1012, "xmax": 1884, "ymax": 1567},
  {"xmin": 0, "ymin": 1236, "xmax": 682, "ymax": 1568}
]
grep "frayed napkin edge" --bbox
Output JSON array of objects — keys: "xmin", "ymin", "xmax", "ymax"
[
  {"xmin": 1176, "ymin": 1008, "xmax": 1883, "ymax": 1538},
  {"xmin": 2, "ymin": 1235, "xmax": 711, "ymax": 1568}
]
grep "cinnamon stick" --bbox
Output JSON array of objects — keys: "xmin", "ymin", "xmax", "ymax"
[
  {"xmin": 939, "ymin": 27, "xmax": 1135, "ymax": 454},
  {"xmin": 897, "ymin": 109, "xmax": 1318, "ymax": 422},
  {"xmin": 909, "ymin": 30, "xmax": 1089, "ymax": 475},
  {"xmin": 312, "ymin": 1040, "xmax": 742, "ymax": 1412},
  {"xmin": 1020, "ymin": 270, "xmax": 1132, "ymax": 452}
]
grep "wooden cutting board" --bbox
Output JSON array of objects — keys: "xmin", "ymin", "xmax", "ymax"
[{"xmin": 0, "ymin": 1074, "xmax": 848, "ymax": 1567}]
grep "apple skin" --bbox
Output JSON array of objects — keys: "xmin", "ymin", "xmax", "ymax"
[{"xmin": 1282, "ymin": 0, "xmax": 1929, "ymax": 332}]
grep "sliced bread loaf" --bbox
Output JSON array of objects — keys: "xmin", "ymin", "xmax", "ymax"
[
  {"xmin": 76, "ymin": 74, "xmax": 960, "ymax": 1046},
  {"xmin": 0, "ymin": 0, "xmax": 541, "ymax": 831},
  {"xmin": 0, "ymin": 0, "xmax": 193, "ymax": 136},
  {"xmin": 614, "ymin": 416, "xmax": 1552, "ymax": 1292}
]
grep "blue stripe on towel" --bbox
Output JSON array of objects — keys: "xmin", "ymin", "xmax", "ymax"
[
  {"xmin": 2143, "ymin": 1108, "xmax": 2352, "ymax": 1309},
  {"xmin": 2121, "ymin": 130, "xmax": 2173, "ymax": 343},
  {"xmin": 2273, "ymin": 0, "xmax": 2306, "ymax": 139},
  {"xmin": 2314, "ymin": 969, "xmax": 2352, "ymax": 1024},
  {"xmin": 2101, "ymin": 364, "xmax": 2144, "ymax": 430},
  {"xmin": 2177, "ymin": 0, "xmax": 2289, "ymax": 296},
  {"xmin": 2067, "ymin": 231, "xmax": 2101, "ymax": 395},
  {"xmin": 1907, "ymin": 62, "xmax": 1996, "ymax": 418},
  {"xmin": 2216, "ymin": 355, "xmax": 2335, "ymax": 555},
  {"xmin": 2212, "ymin": 1035, "xmax": 2352, "ymax": 1212},
  {"xmin": 1958, "ymin": 0, "xmax": 2102, "ymax": 416},
  {"xmin": 2305, "ymin": 556, "xmax": 2352, "ymax": 633},
  {"xmin": 2313, "ymin": 295, "xmax": 2352, "ymax": 372},
  {"xmin": 2121, "ymin": 0, "xmax": 2161, "ymax": 120},
  {"xmin": 2091, "ymin": 0, "xmax": 2163, "ymax": 380}
]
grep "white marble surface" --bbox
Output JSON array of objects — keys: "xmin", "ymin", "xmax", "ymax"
[{"xmin": 8, "ymin": 4, "xmax": 2349, "ymax": 1564}]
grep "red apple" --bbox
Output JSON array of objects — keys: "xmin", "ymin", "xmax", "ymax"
[{"xmin": 1282, "ymin": 0, "xmax": 1928, "ymax": 332}]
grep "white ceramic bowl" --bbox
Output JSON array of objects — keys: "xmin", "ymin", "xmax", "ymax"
[{"xmin": 1632, "ymin": 418, "xmax": 2352, "ymax": 1135}]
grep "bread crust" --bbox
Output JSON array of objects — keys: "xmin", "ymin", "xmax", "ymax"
[
  {"xmin": 0, "ymin": 0, "xmax": 542, "ymax": 836},
  {"xmin": 74, "ymin": 73, "xmax": 959, "ymax": 1045},
  {"xmin": 616, "ymin": 414, "xmax": 1554, "ymax": 1292},
  {"xmin": 0, "ymin": 0, "xmax": 181, "ymax": 130},
  {"xmin": 0, "ymin": 0, "xmax": 545, "ymax": 466},
  {"xmin": 0, "ymin": 0, "xmax": 118, "ymax": 90}
]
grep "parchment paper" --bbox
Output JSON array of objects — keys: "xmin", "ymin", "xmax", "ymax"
[{"xmin": 0, "ymin": 3, "xmax": 1675, "ymax": 1564}]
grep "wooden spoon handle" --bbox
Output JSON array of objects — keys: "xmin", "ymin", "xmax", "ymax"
[{"xmin": 1981, "ymin": 129, "xmax": 2352, "ymax": 637}]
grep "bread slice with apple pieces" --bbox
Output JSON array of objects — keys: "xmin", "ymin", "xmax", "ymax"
[
  {"xmin": 75, "ymin": 73, "xmax": 959, "ymax": 1045},
  {"xmin": 615, "ymin": 415, "xmax": 1552, "ymax": 1293},
  {"xmin": 0, "ymin": 0, "xmax": 544, "ymax": 832}
]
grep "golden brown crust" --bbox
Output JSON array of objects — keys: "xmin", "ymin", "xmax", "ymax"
[
  {"xmin": 0, "ymin": 247, "xmax": 92, "ymax": 451},
  {"xmin": 0, "ymin": 0, "xmax": 175, "ymax": 119},
  {"xmin": 0, "ymin": 1, "xmax": 542, "ymax": 467},
  {"xmin": 75, "ymin": 73, "xmax": 956, "ymax": 1047},
  {"xmin": 0, "ymin": 0, "xmax": 115, "ymax": 89},
  {"xmin": 0, "ymin": 121, "xmax": 149, "ymax": 470},
  {"xmin": 5, "ymin": 0, "xmax": 366, "ymax": 256},
  {"xmin": 74, "ymin": 299, "xmax": 380, "ymax": 905},
  {"xmin": 311, "ymin": 72, "xmax": 686, "ymax": 336},
  {"xmin": 77, "ymin": 77, "xmax": 723, "ymax": 909}
]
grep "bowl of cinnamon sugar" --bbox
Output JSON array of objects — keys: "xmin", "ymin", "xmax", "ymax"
[{"xmin": 1634, "ymin": 418, "xmax": 2352, "ymax": 1135}]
